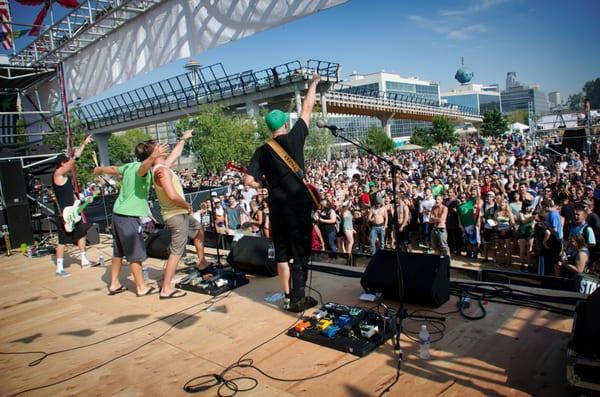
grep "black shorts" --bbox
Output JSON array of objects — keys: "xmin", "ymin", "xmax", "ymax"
[
  {"xmin": 270, "ymin": 204, "xmax": 311, "ymax": 264},
  {"xmin": 56, "ymin": 217, "xmax": 90, "ymax": 245},
  {"xmin": 112, "ymin": 214, "xmax": 147, "ymax": 263}
]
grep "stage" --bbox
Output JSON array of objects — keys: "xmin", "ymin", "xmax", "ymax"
[{"xmin": 0, "ymin": 236, "xmax": 580, "ymax": 396}]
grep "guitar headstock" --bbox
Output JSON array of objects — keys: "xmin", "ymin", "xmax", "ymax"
[{"xmin": 226, "ymin": 161, "xmax": 247, "ymax": 174}]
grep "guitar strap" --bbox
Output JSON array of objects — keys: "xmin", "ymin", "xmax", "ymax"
[{"xmin": 265, "ymin": 139, "xmax": 319, "ymax": 208}]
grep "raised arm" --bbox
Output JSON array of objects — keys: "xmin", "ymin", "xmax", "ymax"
[
  {"xmin": 165, "ymin": 130, "xmax": 193, "ymax": 168},
  {"xmin": 56, "ymin": 135, "xmax": 93, "ymax": 176},
  {"xmin": 94, "ymin": 166, "xmax": 120, "ymax": 176},
  {"xmin": 300, "ymin": 72, "xmax": 321, "ymax": 127}
]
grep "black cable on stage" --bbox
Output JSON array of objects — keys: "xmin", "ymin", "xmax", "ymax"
[
  {"xmin": 183, "ymin": 267, "xmax": 363, "ymax": 397},
  {"xmin": 1, "ymin": 292, "xmax": 232, "ymax": 397}
]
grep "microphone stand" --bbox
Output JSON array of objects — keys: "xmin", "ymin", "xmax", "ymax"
[
  {"xmin": 322, "ymin": 126, "xmax": 444, "ymax": 370},
  {"xmin": 195, "ymin": 149, "xmax": 223, "ymax": 266}
]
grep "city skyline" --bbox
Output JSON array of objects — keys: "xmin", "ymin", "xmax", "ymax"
[{"xmin": 3, "ymin": 0, "xmax": 599, "ymax": 103}]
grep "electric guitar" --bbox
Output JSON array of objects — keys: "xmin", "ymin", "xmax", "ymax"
[
  {"xmin": 226, "ymin": 161, "xmax": 321, "ymax": 210},
  {"xmin": 62, "ymin": 191, "xmax": 100, "ymax": 233}
]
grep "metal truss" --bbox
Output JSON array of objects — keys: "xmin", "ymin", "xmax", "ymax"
[{"xmin": 11, "ymin": 0, "xmax": 162, "ymax": 67}]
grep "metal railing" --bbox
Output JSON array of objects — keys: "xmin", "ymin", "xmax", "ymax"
[
  {"xmin": 332, "ymin": 84, "xmax": 480, "ymax": 118},
  {"xmin": 77, "ymin": 59, "xmax": 341, "ymax": 130}
]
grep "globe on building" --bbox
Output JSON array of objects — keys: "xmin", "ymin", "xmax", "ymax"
[{"xmin": 455, "ymin": 66, "xmax": 474, "ymax": 84}]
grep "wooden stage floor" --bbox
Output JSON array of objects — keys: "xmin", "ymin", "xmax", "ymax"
[{"xmin": 0, "ymin": 237, "xmax": 578, "ymax": 396}]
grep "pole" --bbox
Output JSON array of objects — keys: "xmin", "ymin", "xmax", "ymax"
[{"xmin": 58, "ymin": 62, "xmax": 82, "ymax": 200}]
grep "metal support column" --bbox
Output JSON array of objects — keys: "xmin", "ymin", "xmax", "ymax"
[{"xmin": 94, "ymin": 132, "xmax": 111, "ymax": 166}]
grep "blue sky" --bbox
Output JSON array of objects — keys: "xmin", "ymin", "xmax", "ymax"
[{"xmin": 4, "ymin": 0, "xmax": 600, "ymax": 102}]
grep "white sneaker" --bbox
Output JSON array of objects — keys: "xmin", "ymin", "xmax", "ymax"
[{"xmin": 56, "ymin": 270, "xmax": 70, "ymax": 278}]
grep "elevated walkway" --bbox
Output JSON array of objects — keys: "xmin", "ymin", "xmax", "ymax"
[
  {"xmin": 325, "ymin": 84, "xmax": 482, "ymax": 124},
  {"xmin": 77, "ymin": 59, "xmax": 340, "ymax": 134}
]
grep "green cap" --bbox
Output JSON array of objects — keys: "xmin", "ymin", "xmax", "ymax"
[{"xmin": 265, "ymin": 109, "xmax": 289, "ymax": 132}]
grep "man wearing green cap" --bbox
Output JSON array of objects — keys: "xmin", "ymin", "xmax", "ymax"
[{"xmin": 244, "ymin": 72, "xmax": 320, "ymax": 312}]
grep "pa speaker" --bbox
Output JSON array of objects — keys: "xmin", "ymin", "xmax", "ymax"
[
  {"xmin": 227, "ymin": 235, "xmax": 277, "ymax": 277},
  {"xmin": 145, "ymin": 229, "xmax": 171, "ymax": 259},
  {"xmin": 86, "ymin": 223, "xmax": 100, "ymax": 245},
  {"xmin": 569, "ymin": 288, "xmax": 600, "ymax": 359},
  {"xmin": 0, "ymin": 160, "xmax": 28, "ymax": 206},
  {"xmin": 5, "ymin": 203, "xmax": 34, "ymax": 246},
  {"xmin": 361, "ymin": 250, "xmax": 450, "ymax": 307},
  {"xmin": 562, "ymin": 128, "xmax": 586, "ymax": 154}
]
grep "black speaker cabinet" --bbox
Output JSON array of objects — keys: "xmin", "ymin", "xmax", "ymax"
[
  {"xmin": 569, "ymin": 288, "xmax": 600, "ymax": 359},
  {"xmin": 227, "ymin": 235, "xmax": 277, "ymax": 277},
  {"xmin": 361, "ymin": 250, "xmax": 450, "ymax": 307},
  {"xmin": 562, "ymin": 128, "xmax": 586, "ymax": 154},
  {"xmin": 0, "ymin": 160, "xmax": 28, "ymax": 206},
  {"xmin": 5, "ymin": 203, "xmax": 34, "ymax": 246},
  {"xmin": 145, "ymin": 229, "xmax": 171, "ymax": 260},
  {"xmin": 86, "ymin": 223, "xmax": 100, "ymax": 245}
]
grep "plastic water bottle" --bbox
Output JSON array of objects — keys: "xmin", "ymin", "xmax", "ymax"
[
  {"xmin": 419, "ymin": 324, "xmax": 431, "ymax": 359},
  {"xmin": 99, "ymin": 255, "xmax": 105, "ymax": 266},
  {"xmin": 267, "ymin": 241, "xmax": 275, "ymax": 261},
  {"xmin": 142, "ymin": 265, "xmax": 149, "ymax": 281}
]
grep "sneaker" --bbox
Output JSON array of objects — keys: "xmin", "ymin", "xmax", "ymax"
[
  {"xmin": 282, "ymin": 298, "xmax": 291, "ymax": 310},
  {"xmin": 56, "ymin": 270, "xmax": 70, "ymax": 278},
  {"xmin": 287, "ymin": 296, "xmax": 318, "ymax": 313}
]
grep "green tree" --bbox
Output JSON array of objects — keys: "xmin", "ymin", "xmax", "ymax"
[
  {"xmin": 15, "ymin": 116, "xmax": 27, "ymax": 145},
  {"xmin": 430, "ymin": 116, "xmax": 458, "ymax": 144},
  {"xmin": 305, "ymin": 122, "xmax": 333, "ymax": 160},
  {"xmin": 583, "ymin": 78, "xmax": 600, "ymax": 108},
  {"xmin": 363, "ymin": 126, "xmax": 394, "ymax": 154},
  {"xmin": 567, "ymin": 93, "xmax": 584, "ymax": 111},
  {"xmin": 410, "ymin": 125, "xmax": 434, "ymax": 148},
  {"xmin": 108, "ymin": 128, "xmax": 149, "ymax": 165},
  {"xmin": 178, "ymin": 106, "xmax": 264, "ymax": 173},
  {"xmin": 480, "ymin": 108, "xmax": 508, "ymax": 137},
  {"xmin": 508, "ymin": 109, "xmax": 529, "ymax": 125}
]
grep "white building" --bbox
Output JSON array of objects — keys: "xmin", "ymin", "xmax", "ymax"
[
  {"xmin": 548, "ymin": 91, "xmax": 561, "ymax": 109},
  {"xmin": 343, "ymin": 71, "xmax": 441, "ymax": 104},
  {"xmin": 441, "ymin": 83, "xmax": 502, "ymax": 115}
]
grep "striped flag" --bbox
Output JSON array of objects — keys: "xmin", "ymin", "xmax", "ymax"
[{"xmin": 0, "ymin": 0, "xmax": 12, "ymax": 49}]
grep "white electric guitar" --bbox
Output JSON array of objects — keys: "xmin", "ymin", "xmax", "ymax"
[{"xmin": 62, "ymin": 191, "xmax": 99, "ymax": 233}]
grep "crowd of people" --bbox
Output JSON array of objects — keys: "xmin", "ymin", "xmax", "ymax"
[{"xmin": 172, "ymin": 130, "xmax": 600, "ymax": 293}]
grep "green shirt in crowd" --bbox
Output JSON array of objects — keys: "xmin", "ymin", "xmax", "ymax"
[
  {"xmin": 113, "ymin": 162, "xmax": 152, "ymax": 217},
  {"xmin": 432, "ymin": 184, "xmax": 445, "ymax": 198},
  {"xmin": 458, "ymin": 198, "xmax": 476, "ymax": 227}
]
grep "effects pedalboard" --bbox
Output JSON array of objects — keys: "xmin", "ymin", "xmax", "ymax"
[
  {"xmin": 287, "ymin": 302, "xmax": 394, "ymax": 357},
  {"xmin": 175, "ymin": 266, "xmax": 249, "ymax": 296}
]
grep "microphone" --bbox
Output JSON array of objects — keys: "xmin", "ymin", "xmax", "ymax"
[{"xmin": 316, "ymin": 120, "xmax": 343, "ymax": 133}]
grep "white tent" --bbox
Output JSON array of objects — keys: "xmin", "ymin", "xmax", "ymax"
[{"xmin": 511, "ymin": 122, "xmax": 530, "ymax": 132}]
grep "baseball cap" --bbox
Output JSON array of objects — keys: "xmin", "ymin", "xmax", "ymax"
[{"xmin": 265, "ymin": 109, "xmax": 289, "ymax": 132}]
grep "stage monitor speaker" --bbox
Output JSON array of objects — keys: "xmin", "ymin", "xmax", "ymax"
[
  {"xmin": 227, "ymin": 235, "xmax": 277, "ymax": 277},
  {"xmin": 0, "ymin": 160, "xmax": 28, "ymax": 206},
  {"xmin": 86, "ymin": 223, "xmax": 100, "ymax": 245},
  {"xmin": 5, "ymin": 203, "xmax": 34, "ymax": 246},
  {"xmin": 569, "ymin": 288, "xmax": 600, "ymax": 359},
  {"xmin": 361, "ymin": 250, "xmax": 450, "ymax": 307},
  {"xmin": 562, "ymin": 128, "xmax": 586, "ymax": 154},
  {"xmin": 145, "ymin": 229, "xmax": 171, "ymax": 259}
]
